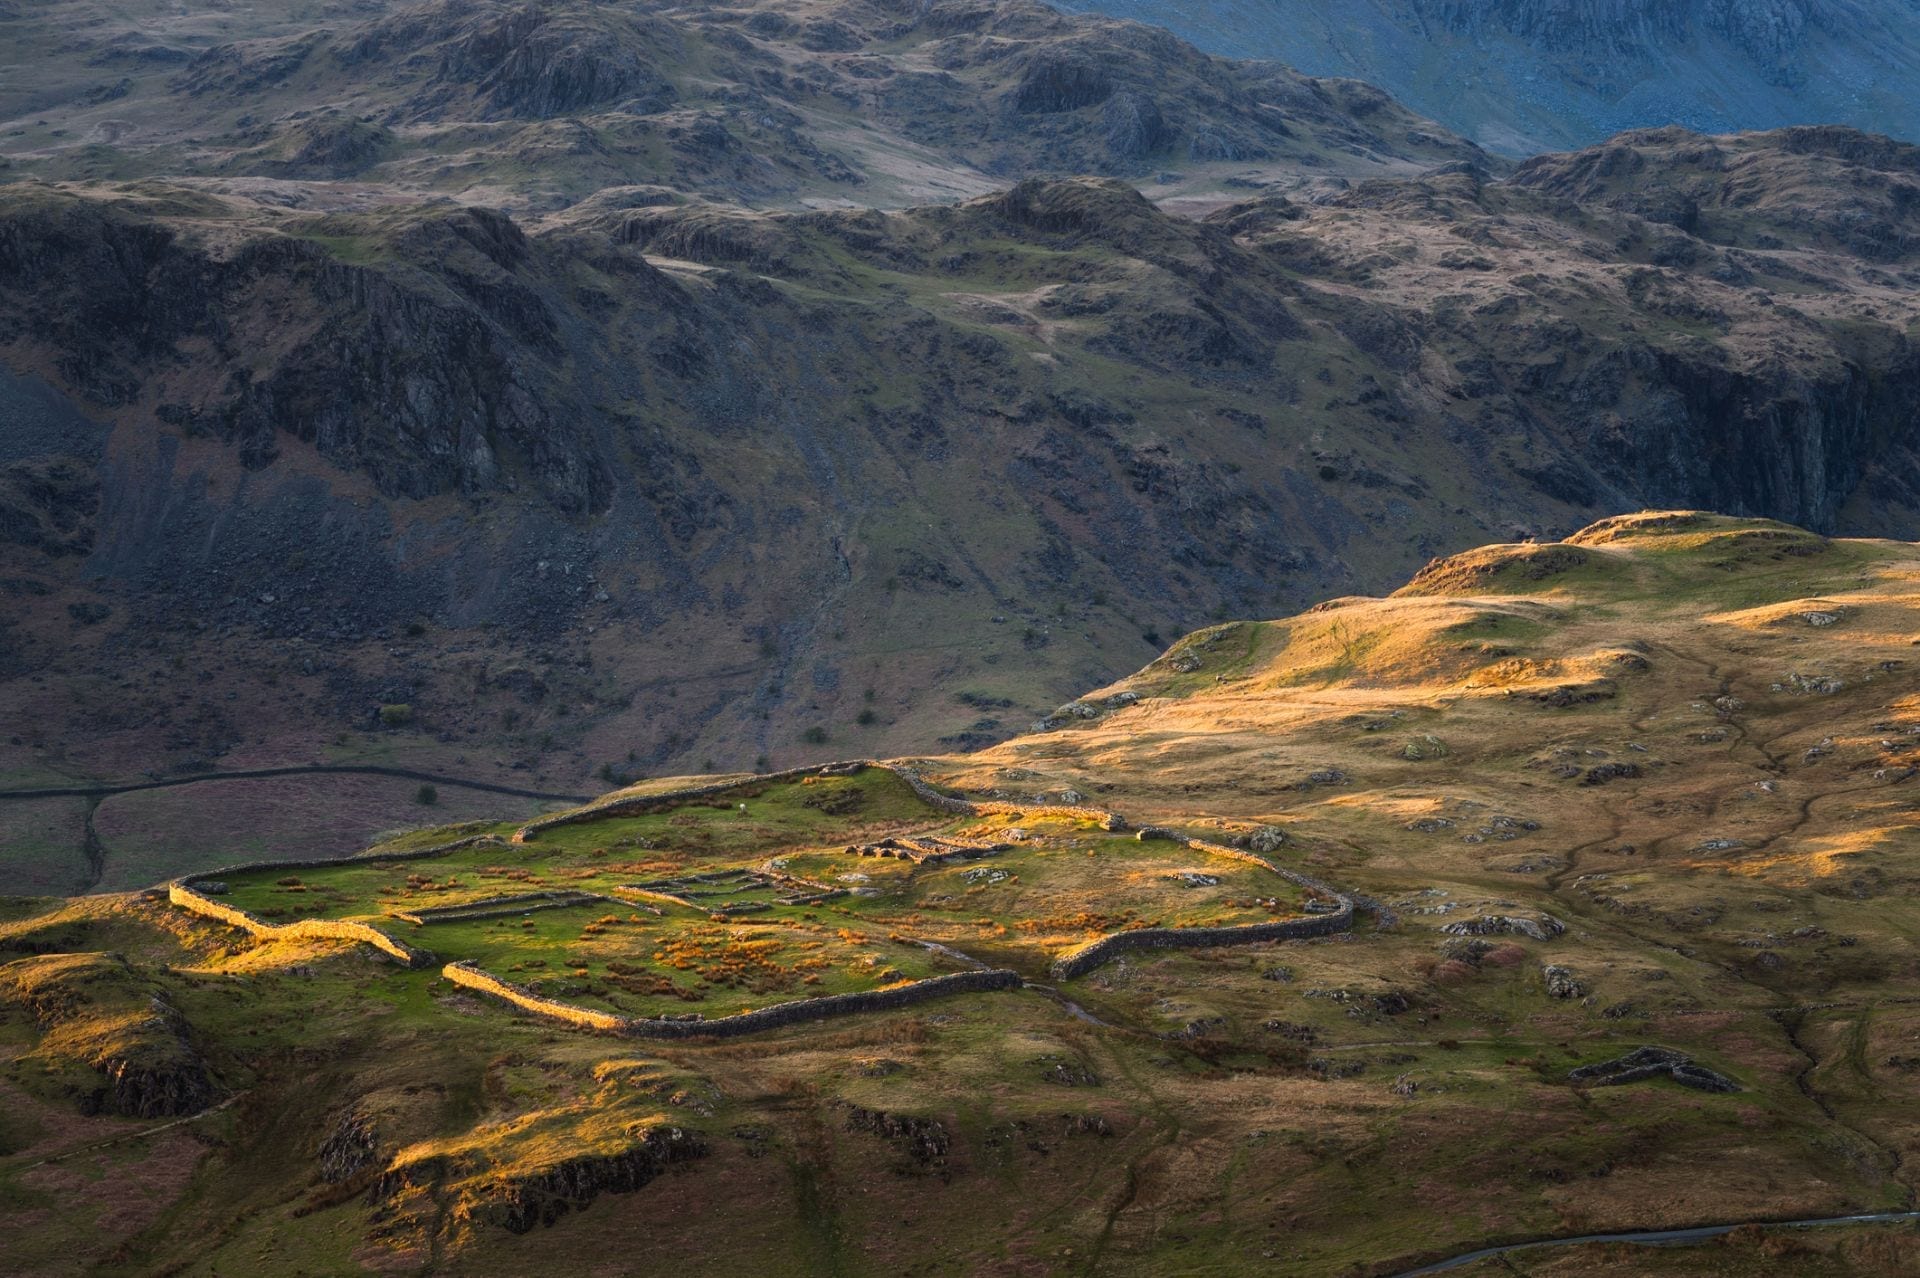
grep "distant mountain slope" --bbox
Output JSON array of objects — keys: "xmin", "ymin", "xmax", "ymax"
[
  {"xmin": 1052, "ymin": 0, "xmax": 1920, "ymax": 152},
  {"xmin": 5, "ymin": 125, "xmax": 1920, "ymax": 787},
  {"xmin": 0, "ymin": 0, "xmax": 1482, "ymax": 209}
]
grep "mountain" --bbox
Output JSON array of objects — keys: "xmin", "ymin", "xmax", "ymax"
[
  {"xmin": 1052, "ymin": 0, "xmax": 1920, "ymax": 153},
  {"xmin": 7, "ymin": 1, "xmax": 1920, "ymax": 860},
  {"xmin": 5, "ymin": 512, "xmax": 1920, "ymax": 1274},
  {"xmin": 8, "ymin": 4, "xmax": 1920, "ymax": 1271},
  {"xmin": 7, "ymin": 116, "xmax": 1920, "ymax": 843},
  {"xmin": 0, "ymin": 0, "xmax": 1482, "ymax": 208}
]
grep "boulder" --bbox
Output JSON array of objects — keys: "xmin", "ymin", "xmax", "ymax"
[
  {"xmin": 1542, "ymin": 964, "xmax": 1585, "ymax": 998},
  {"xmin": 1242, "ymin": 825, "xmax": 1288, "ymax": 853}
]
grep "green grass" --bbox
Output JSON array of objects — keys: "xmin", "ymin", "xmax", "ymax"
[
  {"xmin": 431, "ymin": 912, "xmax": 946, "ymax": 1019},
  {"xmin": 789, "ymin": 835, "xmax": 1305, "ymax": 945},
  {"xmin": 198, "ymin": 769, "xmax": 1001, "ymax": 1020},
  {"xmin": 202, "ymin": 767, "xmax": 1312, "ymax": 1023}
]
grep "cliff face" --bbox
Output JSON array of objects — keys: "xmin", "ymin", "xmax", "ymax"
[
  {"xmin": 1055, "ymin": 0, "xmax": 1920, "ymax": 152},
  {"xmin": 0, "ymin": 197, "xmax": 598, "ymax": 512}
]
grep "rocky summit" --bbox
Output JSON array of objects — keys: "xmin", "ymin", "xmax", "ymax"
[{"xmin": 4, "ymin": 1, "xmax": 1920, "ymax": 1275}]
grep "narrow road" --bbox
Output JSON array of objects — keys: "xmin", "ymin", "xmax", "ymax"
[
  {"xmin": 0, "ymin": 764, "xmax": 591, "ymax": 805},
  {"xmin": 1390, "ymin": 1210, "xmax": 1920, "ymax": 1275}
]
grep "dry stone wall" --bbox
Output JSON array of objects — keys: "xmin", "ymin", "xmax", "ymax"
[
  {"xmin": 1048, "ymin": 907, "xmax": 1353, "ymax": 980},
  {"xmin": 168, "ymin": 884, "xmax": 435, "ymax": 968},
  {"xmin": 444, "ymin": 960, "xmax": 1022, "ymax": 1038},
  {"xmin": 390, "ymin": 890, "xmax": 607, "ymax": 926},
  {"xmin": 514, "ymin": 764, "xmax": 848, "ymax": 840},
  {"xmin": 442, "ymin": 962, "xmax": 631, "ymax": 1032},
  {"xmin": 163, "ymin": 832, "xmax": 503, "ymax": 967},
  {"xmin": 162, "ymin": 759, "xmax": 1362, "ymax": 1024},
  {"xmin": 1047, "ymin": 836, "xmax": 1356, "ymax": 980}
]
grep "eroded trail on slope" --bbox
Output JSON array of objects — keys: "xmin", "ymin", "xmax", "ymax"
[
  {"xmin": 0, "ymin": 763, "xmax": 590, "ymax": 804},
  {"xmin": 1389, "ymin": 1209, "xmax": 1920, "ymax": 1276}
]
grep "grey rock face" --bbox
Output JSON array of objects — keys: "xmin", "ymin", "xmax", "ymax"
[
  {"xmin": 1014, "ymin": 51, "xmax": 1113, "ymax": 113},
  {"xmin": 1102, "ymin": 90, "xmax": 1169, "ymax": 158}
]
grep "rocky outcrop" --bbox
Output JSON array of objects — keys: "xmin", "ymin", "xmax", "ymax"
[
  {"xmin": 0, "ymin": 953, "xmax": 216, "ymax": 1118},
  {"xmin": 1240, "ymin": 826, "xmax": 1289, "ymax": 853},
  {"xmin": 1442, "ymin": 912, "xmax": 1566, "ymax": 942},
  {"xmin": 319, "ymin": 1109, "xmax": 381, "ymax": 1183},
  {"xmin": 435, "ymin": 7, "xmax": 673, "ymax": 120},
  {"xmin": 843, "ymin": 1104, "xmax": 951, "ymax": 1168},
  {"xmin": 1542, "ymin": 964, "xmax": 1586, "ymax": 998},
  {"xmin": 1568, "ymin": 1045, "xmax": 1740, "ymax": 1092},
  {"xmin": 0, "ymin": 193, "xmax": 603, "ymax": 513},
  {"xmin": 272, "ymin": 113, "xmax": 397, "ymax": 176},
  {"xmin": 0, "ymin": 456, "xmax": 96, "ymax": 557},
  {"xmin": 371, "ymin": 1122, "xmax": 706, "ymax": 1234},
  {"xmin": 1102, "ymin": 91, "xmax": 1168, "ymax": 159},
  {"xmin": 1012, "ymin": 50, "xmax": 1113, "ymax": 113},
  {"xmin": 473, "ymin": 1127, "xmax": 705, "ymax": 1233}
]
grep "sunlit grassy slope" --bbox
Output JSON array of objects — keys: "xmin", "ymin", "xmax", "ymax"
[{"xmin": 5, "ymin": 512, "xmax": 1920, "ymax": 1276}]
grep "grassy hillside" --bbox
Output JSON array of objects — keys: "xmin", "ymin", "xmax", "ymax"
[{"xmin": 4, "ymin": 512, "xmax": 1919, "ymax": 1275}]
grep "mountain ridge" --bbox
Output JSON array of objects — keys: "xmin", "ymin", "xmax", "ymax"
[
  {"xmin": 5, "ymin": 0, "xmax": 1920, "ymax": 865},
  {"xmin": 1054, "ymin": 0, "xmax": 1920, "ymax": 153},
  {"xmin": 7, "ymin": 121, "xmax": 1920, "ymax": 806}
]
